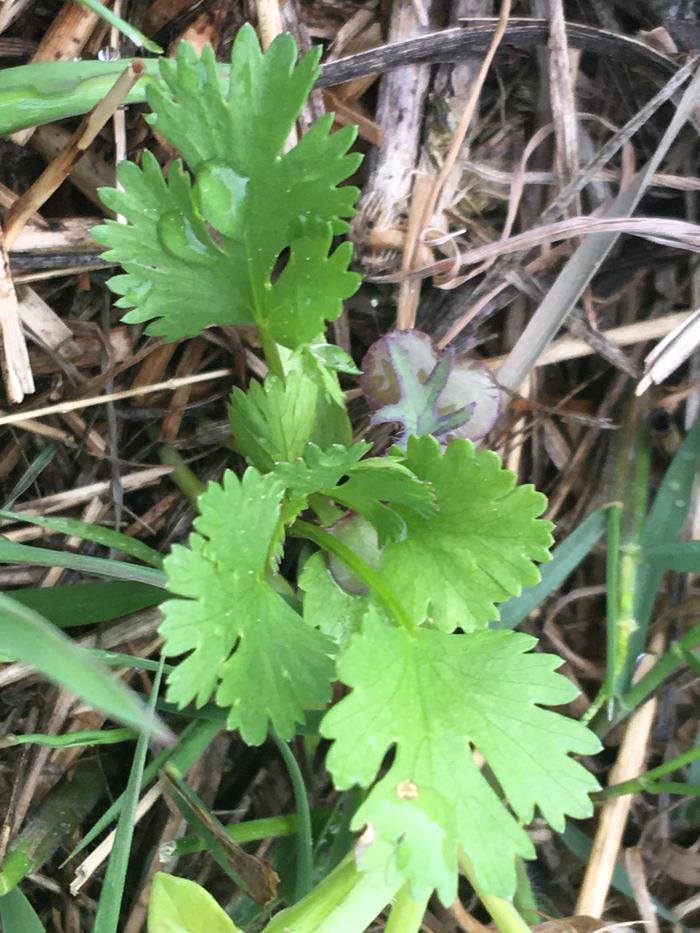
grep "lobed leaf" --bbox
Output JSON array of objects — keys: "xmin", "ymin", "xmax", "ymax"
[
  {"xmin": 376, "ymin": 436, "xmax": 553, "ymax": 630},
  {"xmin": 275, "ymin": 441, "xmax": 435, "ymax": 544},
  {"xmin": 93, "ymin": 26, "xmax": 361, "ymax": 346},
  {"xmin": 298, "ymin": 551, "xmax": 368, "ymax": 649},
  {"xmin": 160, "ymin": 469, "xmax": 335, "ymax": 745},
  {"xmin": 229, "ymin": 359, "xmax": 351, "ymax": 474},
  {"xmin": 323, "ymin": 611, "xmax": 601, "ymax": 902},
  {"xmin": 274, "ymin": 441, "xmax": 371, "ymax": 495}
]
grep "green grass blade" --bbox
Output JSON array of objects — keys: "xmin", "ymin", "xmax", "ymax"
[
  {"xmin": 0, "ymin": 761, "xmax": 105, "ymax": 895},
  {"xmin": 597, "ymin": 744, "xmax": 700, "ymax": 799},
  {"xmin": 0, "ymin": 592, "xmax": 168, "ymax": 741},
  {"xmin": 62, "ymin": 717, "xmax": 221, "ymax": 865},
  {"xmin": 2, "ymin": 443, "xmax": 57, "ymax": 509},
  {"xmin": 6, "ymin": 581, "xmax": 164, "ymax": 628},
  {"xmin": 628, "ymin": 415, "xmax": 700, "ymax": 674},
  {"xmin": 76, "ymin": 0, "xmax": 162, "ymax": 53},
  {"xmin": 643, "ymin": 541, "xmax": 700, "ymax": 572},
  {"xmin": 93, "ymin": 660, "xmax": 164, "ymax": 933},
  {"xmin": 0, "ymin": 509, "xmax": 163, "ymax": 567},
  {"xmin": 0, "ymin": 538, "xmax": 166, "ymax": 586},
  {"xmin": 0, "ymin": 59, "xmax": 154, "ymax": 135},
  {"xmin": 0, "ymin": 888, "xmax": 47, "ymax": 932},
  {"xmin": 272, "ymin": 732, "xmax": 313, "ymax": 901},
  {"xmin": 494, "ymin": 506, "xmax": 607, "ymax": 629},
  {"xmin": 88, "ymin": 650, "xmax": 174, "ymax": 673},
  {"xmin": 2, "ymin": 728, "xmax": 136, "ymax": 749},
  {"xmin": 164, "ymin": 813, "xmax": 300, "ymax": 859}
]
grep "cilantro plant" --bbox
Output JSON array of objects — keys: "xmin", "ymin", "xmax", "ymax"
[{"xmin": 93, "ymin": 25, "xmax": 600, "ymax": 931}]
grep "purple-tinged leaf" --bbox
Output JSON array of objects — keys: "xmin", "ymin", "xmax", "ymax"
[{"xmin": 359, "ymin": 330, "xmax": 501, "ymax": 446}]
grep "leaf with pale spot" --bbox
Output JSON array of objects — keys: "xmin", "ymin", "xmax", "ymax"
[{"xmin": 322, "ymin": 611, "xmax": 600, "ymax": 902}]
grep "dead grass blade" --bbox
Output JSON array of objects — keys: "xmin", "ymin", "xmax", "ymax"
[
  {"xmin": 576, "ymin": 635, "xmax": 664, "ymax": 918},
  {"xmin": 637, "ymin": 306, "xmax": 700, "ymax": 394},
  {"xmin": 548, "ymin": 0, "xmax": 580, "ymax": 194},
  {"xmin": 0, "ymin": 231, "xmax": 33, "ymax": 403},
  {"xmin": 376, "ymin": 215, "xmax": 700, "ymax": 284},
  {"xmin": 437, "ymin": 52, "xmax": 699, "ymax": 348},
  {"xmin": 497, "ymin": 62, "xmax": 700, "ymax": 393}
]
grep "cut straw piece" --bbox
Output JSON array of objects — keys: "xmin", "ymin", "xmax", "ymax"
[
  {"xmin": 637, "ymin": 307, "xmax": 700, "ymax": 395},
  {"xmin": 0, "ymin": 231, "xmax": 34, "ymax": 404},
  {"xmin": 8, "ymin": 466, "xmax": 172, "ymax": 518},
  {"xmin": 484, "ymin": 311, "xmax": 693, "ymax": 369},
  {"xmin": 71, "ymin": 780, "xmax": 164, "ymax": 895},
  {"xmin": 0, "ymin": 367, "xmax": 233, "ymax": 428}
]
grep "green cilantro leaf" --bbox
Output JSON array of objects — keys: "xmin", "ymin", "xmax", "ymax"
[
  {"xmin": 322, "ymin": 611, "xmax": 600, "ymax": 902},
  {"xmin": 274, "ymin": 442, "xmax": 435, "ymax": 545},
  {"xmin": 160, "ymin": 469, "xmax": 335, "ymax": 744},
  {"xmin": 93, "ymin": 27, "xmax": 362, "ymax": 345},
  {"xmin": 274, "ymin": 442, "xmax": 371, "ymax": 495},
  {"xmin": 298, "ymin": 551, "xmax": 368, "ymax": 649},
  {"xmin": 330, "ymin": 459, "xmax": 436, "ymax": 545},
  {"xmin": 229, "ymin": 356, "xmax": 352, "ymax": 474},
  {"xmin": 376, "ymin": 436, "xmax": 553, "ymax": 629},
  {"xmin": 229, "ymin": 370, "xmax": 325, "ymax": 474},
  {"xmin": 307, "ymin": 343, "xmax": 362, "ymax": 375}
]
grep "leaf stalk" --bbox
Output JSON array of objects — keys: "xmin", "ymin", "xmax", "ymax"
[{"xmin": 290, "ymin": 519, "xmax": 417, "ymax": 632}]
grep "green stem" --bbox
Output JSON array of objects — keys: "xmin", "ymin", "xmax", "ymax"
[
  {"xmin": 595, "ymin": 743, "xmax": 700, "ymax": 800},
  {"xmin": 458, "ymin": 854, "xmax": 530, "ymax": 933},
  {"xmin": 290, "ymin": 519, "xmax": 417, "ymax": 633},
  {"xmin": 258, "ymin": 326, "xmax": 285, "ymax": 380},
  {"xmin": 606, "ymin": 780, "xmax": 700, "ymax": 797},
  {"xmin": 384, "ymin": 884, "xmax": 428, "ymax": 933},
  {"xmin": 514, "ymin": 857, "xmax": 540, "ymax": 926},
  {"xmin": 0, "ymin": 727, "xmax": 136, "ymax": 749},
  {"xmin": 161, "ymin": 813, "xmax": 301, "ymax": 859},
  {"xmin": 262, "ymin": 853, "xmax": 400, "ymax": 933},
  {"xmin": 586, "ymin": 406, "xmax": 651, "ymax": 723},
  {"xmin": 157, "ymin": 443, "xmax": 206, "ymax": 507},
  {"xmin": 604, "ymin": 502, "xmax": 621, "ymax": 703},
  {"xmin": 272, "ymin": 732, "xmax": 313, "ymax": 902},
  {"xmin": 593, "ymin": 621, "xmax": 700, "ymax": 737}
]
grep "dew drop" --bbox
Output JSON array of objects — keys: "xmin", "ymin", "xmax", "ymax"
[{"xmin": 98, "ymin": 46, "xmax": 120, "ymax": 62}]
